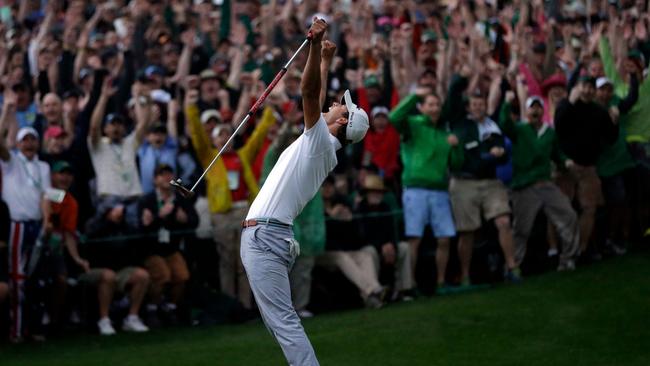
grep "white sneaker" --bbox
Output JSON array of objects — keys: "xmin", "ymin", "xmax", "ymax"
[
  {"xmin": 122, "ymin": 315, "xmax": 149, "ymax": 333},
  {"xmin": 557, "ymin": 259, "xmax": 576, "ymax": 272},
  {"xmin": 297, "ymin": 309, "xmax": 314, "ymax": 318},
  {"xmin": 98, "ymin": 317, "xmax": 116, "ymax": 336}
]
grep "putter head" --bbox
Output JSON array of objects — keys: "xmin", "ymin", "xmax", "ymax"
[{"xmin": 170, "ymin": 178, "xmax": 195, "ymax": 198}]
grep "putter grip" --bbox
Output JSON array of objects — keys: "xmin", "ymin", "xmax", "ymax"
[{"xmin": 249, "ymin": 68, "xmax": 287, "ymax": 115}]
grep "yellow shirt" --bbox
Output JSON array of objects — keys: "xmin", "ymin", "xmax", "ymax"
[{"xmin": 186, "ymin": 105, "xmax": 276, "ymax": 213}]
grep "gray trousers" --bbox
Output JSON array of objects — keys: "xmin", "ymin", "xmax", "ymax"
[
  {"xmin": 241, "ymin": 225, "xmax": 319, "ymax": 366},
  {"xmin": 511, "ymin": 182, "xmax": 580, "ymax": 266}
]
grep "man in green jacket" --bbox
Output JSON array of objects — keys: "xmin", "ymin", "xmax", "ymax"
[
  {"xmin": 595, "ymin": 76, "xmax": 638, "ymax": 254},
  {"xmin": 389, "ymin": 83, "xmax": 464, "ymax": 292},
  {"xmin": 499, "ymin": 92, "xmax": 579, "ymax": 271}
]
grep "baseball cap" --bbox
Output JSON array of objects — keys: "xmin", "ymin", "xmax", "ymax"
[
  {"xmin": 52, "ymin": 160, "xmax": 73, "ymax": 174},
  {"xmin": 341, "ymin": 90, "xmax": 370, "ymax": 144},
  {"xmin": 578, "ymin": 75, "xmax": 596, "ymax": 85},
  {"xmin": 148, "ymin": 122, "xmax": 167, "ymax": 134},
  {"xmin": 201, "ymin": 109, "xmax": 222, "ymax": 124},
  {"xmin": 44, "ymin": 125, "xmax": 67, "ymax": 139},
  {"xmin": 541, "ymin": 73, "xmax": 567, "ymax": 96},
  {"xmin": 363, "ymin": 75, "xmax": 381, "ymax": 89},
  {"xmin": 103, "ymin": 113, "xmax": 126, "ymax": 126},
  {"xmin": 150, "ymin": 89, "xmax": 172, "ymax": 104},
  {"xmin": 62, "ymin": 89, "xmax": 82, "ymax": 100},
  {"xmin": 627, "ymin": 49, "xmax": 646, "ymax": 69},
  {"xmin": 79, "ymin": 67, "xmax": 93, "ymax": 81},
  {"xmin": 154, "ymin": 163, "xmax": 174, "ymax": 176},
  {"xmin": 371, "ymin": 106, "xmax": 390, "ymax": 118},
  {"xmin": 17, "ymin": 127, "xmax": 39, "ymax": 141},
  {"xmin": 421, "ymin": 30, "xmax": 437, "ymax": 43},
  {"xmin": 526, "ymin": 96, "xmax": 545, "ymax": 109},
  {"xmin": 200, "ymin": 69, "xmax": 220, "ymax": 81},
  {"xmin": 211, "ymin": 124, "xmax": 232, "ymax": 139},
  {"xmin": 596, "ymin": 77, "xmax": 614, "ymax": 89},
  {"xmin": 145, "ymin": 65, "xmax": 165, "ymax": 79}
]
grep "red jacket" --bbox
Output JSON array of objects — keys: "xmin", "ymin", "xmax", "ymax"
[{"xmin": 363, "ymin": 124, "xmax": 400, "ymax": 179}]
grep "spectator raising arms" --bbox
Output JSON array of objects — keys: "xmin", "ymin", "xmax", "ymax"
[
  {"xmin": 499, "ymin": 92, "xmax": 579, "ymax": 271},
  {"xmin": 389, "ymin": 79, "xmax": 464, "ymax": 293},
  {"xmin": 185, "ymin": 89, "xmax": 276, "ymax": 309}
]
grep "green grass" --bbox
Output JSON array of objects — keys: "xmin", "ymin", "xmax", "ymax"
[{"xmin": 3, "ymin": 251, "xmax": 650, "ymax": 366}]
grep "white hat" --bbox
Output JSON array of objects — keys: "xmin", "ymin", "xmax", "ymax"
[
  {"xmin": 526, "ymin": 96, "xmax": 545, "ymax": 109},
  {"xmin": 17, "ymin": 127, "xmax": 39, "ymax": 142},
  {"xmin": 211, "ymin": 124, "xmax": 232, "ymax": 139},
  {"xmin": 371, "ymin": 106, "xmax": 390, "ymax": 118},
  {"xmin": 150, "ymin": 89, "xmax": 171, "ymax": 104},
  {"xmin": 596, "ymin": 77, "xmax": 614, "ymax": 89},
  {"xmin": 201, "ymin": 109, "xmax": 222, "ymax": 124},
  {"xmin": 342, "ymin": 90, "xmax": 369, "ymax": 144}
]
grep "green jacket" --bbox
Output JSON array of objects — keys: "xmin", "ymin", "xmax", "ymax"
[
  {"xmin": 596, "ymin": 95, "xmax": 637, "ymax": 177},
  {"xmin": 389, "ymin": 94, "xmax": 464, "ymax": 190},
  {"xmin": 600, "ymin": 38, "xmax": 650, "ymax": 143},
  {"xmin": 498, "ymin": 103, "xmax": 566, "ymax": 189}
]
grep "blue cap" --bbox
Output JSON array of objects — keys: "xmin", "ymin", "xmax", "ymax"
[{"xmin": 144, "ymin": 65, "xmax": 165, "ymax": 79}]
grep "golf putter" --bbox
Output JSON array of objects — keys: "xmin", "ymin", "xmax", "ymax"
[{"xmin": 171, "ymin": 31, "xmax": 315, "ymax": 198}]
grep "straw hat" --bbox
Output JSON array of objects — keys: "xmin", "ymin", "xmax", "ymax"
[{"xmin": 362, "ymin": 174, "xmax": 386, "ymax": 192}]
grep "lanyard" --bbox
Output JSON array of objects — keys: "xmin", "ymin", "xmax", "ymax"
[
  {"xmin": 17, "ymin": 153, "xmax": 42, "ymax": 191},
  {"xmin": 109, "ymin": 141, "xmax": 132, "ymax": 184}
]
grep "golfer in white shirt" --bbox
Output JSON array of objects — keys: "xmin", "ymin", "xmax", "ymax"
[{"xmin": 240, "ymin": 19, "xmax": 369, "ymax": 366}]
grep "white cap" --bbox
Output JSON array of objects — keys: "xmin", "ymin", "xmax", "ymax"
[
  {"xmin": 526, "ymin": 96, "xmax": 545, "ymax": 109},
  {"xmin": 342, "ymin": 90, "xmax": 369, "ymax": 144},
  {"xmin": 210, "ymin": 124, "xmax": 232, "ymax": 139},
  {"xmin": 150, "ymin": 89, "xmax": 172, "ymax": 104},
  {"xmin": 17, "ymin": 127, "xmax": 39, "ymax": 142},
  {"xmin": 371, "ymin": 106, "xmax": 390, "ymax": 118},
  {"xmin": 596, "ymin": 77, "xmax": 614, "ymax": 89},
  {"xmin": 201, "ymin": 109, "xmax": 222, "ymax": 124}
]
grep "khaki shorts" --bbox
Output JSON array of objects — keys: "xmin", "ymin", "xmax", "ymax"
[
  {"xmin": 79, "ymin": 267, "xmax": 137, "ymax": 292},
  {"xmin": 555, "ymin": 165, "xmax": 603, "ymax": 210},
  {"xmin": 144, "ymin": 252, "xmax": 190, "ymax": 285},
  {"xmin": 449, "ymin": 178, "xmax": 511, "ymax": 232}
]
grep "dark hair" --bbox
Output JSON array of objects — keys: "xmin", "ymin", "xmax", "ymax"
[{"xmin": 335, "ymin": 124, "xmax": 348, "ymax": 147}]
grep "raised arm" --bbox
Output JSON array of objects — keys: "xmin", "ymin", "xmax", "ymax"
[
  {"xmin": 618, "ymin": 73, "xmax": 639, "ymax": 115},
  {"xmin": 498, "ymin": 92, "xmax": 519, "ymax": 140},
  {"xmin": 320, "ymin": 41, "xmax": 337, "ymax": 109},
  {"xmin": 132, "ymin": 83, "xmax": 151, "ymax": 145},
  {"xmin": 0, "ymin": 89, "xmax": 17, "ymax": 161},
  {"xmin": 301, "ymin": 19, "xmax": 327, "ymax": 130},
  {"xmin": 89, "ymin": 77, "xmax": 116, "ymax": 147}
]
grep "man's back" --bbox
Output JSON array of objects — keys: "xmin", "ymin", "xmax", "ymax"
[{"xmin": 246, "ymin": 115, "xmax": 338, "ymax": 225}]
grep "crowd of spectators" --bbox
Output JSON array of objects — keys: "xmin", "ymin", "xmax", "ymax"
[{"xmin": 0, "ymin": 0, "xmax": 649, "ymax": 343}]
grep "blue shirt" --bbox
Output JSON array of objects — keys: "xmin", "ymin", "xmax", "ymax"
[
  {"xmin": 137, "ymin": 137, "xmax": 178, "ymax": 194},
  {"xmin": 16, "ymin": 103, "xmax": 39, "ymax": 129}
]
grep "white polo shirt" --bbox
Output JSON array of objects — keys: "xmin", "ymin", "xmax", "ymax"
[
  {"xmin": 246, "ymin": 115, "xmax": 340, "ymax": 225},
  {"xmin": 1, "ymin": 150, "xmax": 51, "ymax": 221},
  {"xmin": 88, "ymin": 132, "xmax": 143, "ymax": 197}
]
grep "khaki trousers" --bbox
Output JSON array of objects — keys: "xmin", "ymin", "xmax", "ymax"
[
  {"xmin": 512, "ymin": 181, "xmax": 580, "ymax": 266},
  {"xmin": 212, "ymin": 205, "xmax": 251, "ymax": 308},
  {"xmin": 316, "ymin": 250, "xmax": 381, "ymax": 299}
]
